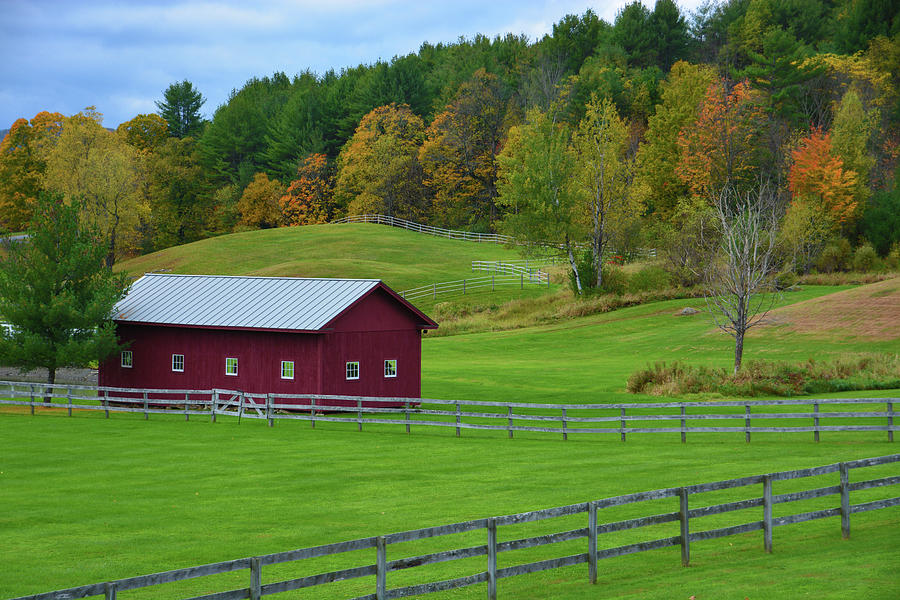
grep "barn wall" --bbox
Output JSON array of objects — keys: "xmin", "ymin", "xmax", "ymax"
[{"xmin": 99, "ymin": 325, "xmax": 322, "ymax": 395}]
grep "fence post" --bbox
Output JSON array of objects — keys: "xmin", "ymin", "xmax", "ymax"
[
  {"xmin": 357, "ymin": 399, "xmax": 363, "ymax": 432},
  {"xmin": 744, "ymin": 404, "xmax": 751, "ymax": 443},
  {"xmin": 30, "ymin": 384, "xmax": 35, "ymax": 415},
  {"xmin": 492, "ymin": 274, "xmax": 495, "ymax": 292},
  {"xmin": 249, "ymin": 556, "xmax": 261, "ymax": 600},
  {"xmin": 487, "ymin": 518, "xmax": 498, "ymax": 600},
  {"xmin": 104, "ymin": 582, "xmax": 117, "ymax": 600},
  {"xmin": 620, "ymin": 408, "xmax": 626, "ymax": 442},
  {"xmin": 104, "ymin": 390, "xmax": 109, "ymax": 419},
  {"xmin": 679, "ymin": 487, "xmax": 690, "ymax": 566},
  {"xmin": 888, "ymin": 401, "xmax": 894, "ymax": 443},
  {"xmin": 814, "ymin": 402, "xmax": 820, "ymax": 442},
  {"xmin": 520, "ymin": 272, "xmax": 523, "ymax": 289},
  {"xmin": 211, "ymin": 390, "xmax": 217, "ymax": 423},
  {"xmin": 267, "ymin": 394, "xmax": 274, "ymax": 427},
  {"xmin": 376, "ymin": 536, "xmax": 387, "ymax": 600},
  {"xmin": 433, "ymin": 283, "xmax": 436, "ymax": 300},
  {"xmin": 311, "ymin": 398, "xmax": 316, "ymax": 428},
  {"xmin": 185, "ymin": 393, "xmax": 190, "ymax": 421},
  {"xmin": 143, "ymin": 391, "xmax": 149, "ymax": 420},
  {"xmin": 588, "ymin": 501, "xmax": 598, "ymax": 584},
  {"xmin": 562, "ymin": 408, "xmax": 568, "ymax": 441},
  {"xmin": 507, "ymin": 406, "xmax": 513, "ymax": 439},
  {"xmin": 840, "ymin": 462, "xmax": 850, "ymax": 539},
  {"xmin": 456, "ymin": 402, "xmax": 461, "ymax": 438},
  {"xmin": 763, "ymin": 475, "xmax": 773, "ymax": 553},
  {"xmin": 680, "ymin": 405, "xmax": 686, "ymax": 443},
  {"xmin": 463, "ymin": 279, "xmax": 466, "ymax": 294},
  {"xmin": 405, "ymin": 401, "xmax": 411, "ymax": 434},
  {"xmin": 67, "ymin": 387, "xmax": 72, "ymax": 417}
]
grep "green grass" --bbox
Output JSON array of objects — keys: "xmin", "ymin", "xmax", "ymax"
[
  {"xmin": 2, "ymin": 280, "xmax": 899, "ymax": 599},
  {"xmin": 117, "ymin": 223, "xmax": 558, "ymax": 312}
]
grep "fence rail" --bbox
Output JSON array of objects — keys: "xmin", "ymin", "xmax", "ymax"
[
  {"xmin": 331, "ymin": 214, "xmax": 513, "ymax": 244},
  {"xmin": 399, "ymin": 272, "xmax": 550, "ymax": 301},
  {"xmin": 10, "ymin": 454, "xmax": 899, "ymax": 600},
  {"xmin": 1, "ymin": 381, "xmax": 897, "ymax": 443}
]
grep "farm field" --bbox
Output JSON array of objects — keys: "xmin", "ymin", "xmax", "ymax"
[{"xmin": 1, "ymin": 278, "xmax": 898, "ymax": 599}]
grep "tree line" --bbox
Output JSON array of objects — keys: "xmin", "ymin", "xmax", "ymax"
[{"xmin": 0, "ymin": 0, "xmax": 897, "ymax": 275}]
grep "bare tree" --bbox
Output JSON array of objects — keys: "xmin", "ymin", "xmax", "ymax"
[{"xmin": 702, "ymin": 183, "xmax": 782, "ymax": 373}]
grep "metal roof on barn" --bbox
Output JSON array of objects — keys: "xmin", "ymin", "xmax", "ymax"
[{"xmin": 112, "ymin": 273, "xmax": 430, "ymax": 332}]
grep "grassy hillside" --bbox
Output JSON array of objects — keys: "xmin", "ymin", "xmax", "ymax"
[{"xmin": 118, "ymin": 223, "xmax": 558, "ymax": 311}]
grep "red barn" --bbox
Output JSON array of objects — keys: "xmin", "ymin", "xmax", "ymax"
[{"xmin": 99, "ymin": 274, "xmax": 437, "ymax": 404}]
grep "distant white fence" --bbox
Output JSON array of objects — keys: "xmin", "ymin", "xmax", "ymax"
[
  {"xmin": 331, "ymin": 214, "xmax": 513, "ymax": 244},
  {"xmin": 399, "ymin": 272, "xmax": 550, "ymax": 301}
]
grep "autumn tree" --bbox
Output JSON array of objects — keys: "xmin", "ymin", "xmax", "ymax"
[
  {"xmin": 788, "ymin": 127, "xmax": 859, "ymax": 226},
  {"xmin": 420, "ymin": 69, "xmax": 510, "ymax": 230},
  {"xmin": 281, "ymin": 153, "xmax": 334, "ymax": 226},
  {"xmin": 571, "ymin": 95, "xmax": 640, "ymax": 289},
  {"xmin": 0, "ymin": 192, "xmax": 128, "ymax": 393},
  {"xmin": 0, "ymin": 111, "xmax": 64, "ymax": 231},
  {"xmin": 830, "ymin": 88, "xmax": 878, "ymax": 207},
  {"xmin": 497, "ymin": 109, "xmax": 586, "ymax": 291},
  {"xmin": 43, "ymin": 108, "xmax": 147, "ymax": 266},
  {"xmin": 675, "ymin": 80, "xmax": 765, "ymax": 201},
  {"xmin": 237, "ymin": 172, "xmax": 285, "ymax": 229},
  {"xmin": 156, "ymin": 80, "xmax": 206, "ymax": 138},
  {"xmin": 635, "ymin": 61, "xmax": 716, "ymax": 217},
  {"xmin": 334, "ymin": 104, "xmax": 425, "ymax": 220},
  {"xmin": 117, "ymin": 113, "xmax": 169, "ymax": 153}
]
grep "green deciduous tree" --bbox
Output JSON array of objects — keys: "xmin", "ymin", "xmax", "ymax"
[
  {"xmin": 0, "ymin": 192, "xmax": 129, "ymax": 393},
  {"xmin": 156, "ymin": 80, "xmax": 206, "ymax": 138},
  {"xmin": 497, "ymin": 108, "xmax": 585, "ymax": 291},
  {"xmin": 571, "ymin": 95, "xmax": 640, "ymax": 290}
]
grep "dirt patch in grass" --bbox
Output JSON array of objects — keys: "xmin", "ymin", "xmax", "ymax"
[{"xmin": 767, "ymin": 277, "xmax": 900, "ymax": 341}]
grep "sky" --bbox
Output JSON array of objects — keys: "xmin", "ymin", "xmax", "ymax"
[{"xmin": 1, "ymin": 0, "xmax": 706, "ymax": 130}]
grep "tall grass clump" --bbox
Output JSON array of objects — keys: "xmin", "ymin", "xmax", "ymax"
[{"xmin": 627, "ymin": 354, "xmax": 900, "ymax": 397}]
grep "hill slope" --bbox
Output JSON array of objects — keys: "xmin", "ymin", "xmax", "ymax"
[{"xmin": 118, "ymin": 223, "xmax": 554, "ymax": 307}]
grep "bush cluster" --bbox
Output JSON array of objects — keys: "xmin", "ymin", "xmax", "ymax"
[{"xmin": 627, "ymin": 355, "xmax": 900, "ymax": 397}]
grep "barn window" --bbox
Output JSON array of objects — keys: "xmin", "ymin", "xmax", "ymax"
[
  {"xmin": 384, "ymin": 359, "xmax": 397, "ymax": 378},
  {"xmin": 225, "ymin": 357, "xmax": 238, "ymax": 376},
  {"xmin": 172, "ymin": 354, "xmax": 184, "ymax": 372},
  {"xmin": 346, "ymin": 361, "xmax": 359, "ymax": 380},
  {"xmin": 121, "ymin": 351, "xmax": 132, "ymax": 368},
  {"xmin": 281, "ymin": 360, "xmax": 294, "ymax": 379}
]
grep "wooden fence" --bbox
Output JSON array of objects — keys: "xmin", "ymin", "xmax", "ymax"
[
  {"xmin": 399, "ymin": 272, "xmax": 550, "ymax": 301},
  {"xmin": 331, "ymin": 214, "xmax": 513, "ymax": 244},
  {"xmin": 1, "ymin": 381, "xmax": 895, "ymax": 443},
  {"xmin": 9, "ymin": 454, "xmax": 899, "ymax": 600}
]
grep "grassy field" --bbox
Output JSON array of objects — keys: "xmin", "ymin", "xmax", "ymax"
[
  {"xmin": 2, "ymin": 275, "xmax": 899, "ymax": 599},
  {"xmin": 117, "ymin": 223, "xmax": 558, "ymax": 313}
]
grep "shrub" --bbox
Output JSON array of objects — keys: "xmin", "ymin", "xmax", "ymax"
[
  {"xmin": 628, "ymin": 265, "xmax": 671, "ymax": 293},
  {"xmin": 599, "ymin": 265, "xmax": 627, "ymax": 295},
  {"xmin": 569, "ymin": 251, "xmax": 596, "ymax": 294},
  {"xmin": 887, "ymin": 242, "xmax": 900, "ymax": 270},
  {"xmin": 774, "ymin": 269, "xmax": 798, "ymax": 290},
  {"xmin": 852, "ymin": 242, "xmax": 879, "ymax": 272},
  {"xmin": 816, "ymin": 238, "xmax": 852, "ymax": 273}
]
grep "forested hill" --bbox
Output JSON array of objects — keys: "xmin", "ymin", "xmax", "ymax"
[{"xmin": 1, "ymin": 0, "xmax": 899, "ymax": 273}]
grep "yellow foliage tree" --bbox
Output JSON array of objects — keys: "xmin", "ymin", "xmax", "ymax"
[{"xmin": 237, "ymin": 172, "xmax": 285, "ymax": 229}]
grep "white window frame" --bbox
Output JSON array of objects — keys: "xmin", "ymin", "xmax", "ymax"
[
  {"xmin": 281, "ymin": 360, "xmax": 294, "ymax": 380},
  {"xmin": 225, "ymin": 357, "xmax": 238, "ymax": 376},
  {"xmin": 121, "ymin": 351, "xmax": 133, "ymax": 368},
  {"xmin": 172, "ymin": 354, "xmax": 184, "ymax": 372},
  {"xmin": 346, "ymin": 361, "xmax": 360, "ymax": 380},
  {"xmin": 384, "ymin": 359, "xmax": 397, "ymax": 378}
]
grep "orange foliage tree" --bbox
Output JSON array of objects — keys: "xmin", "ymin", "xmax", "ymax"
[
  {"xmin": 675, "ymin": 80, "xmax": 764, "ymax": 200},
  {"xmin": 0, "ymin": 112, "xmax": 65, "ymax": 230},
  {"xmin": 419, "ymin": 69, "xmax": 510, "ymax": 230},
  {"xmin": 788, "ymin": 127, "xmax": 858, "ymax": 225},
  {"xmin": 280, "ymin": 153, "xmax": 333, "ymax": 226}
]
